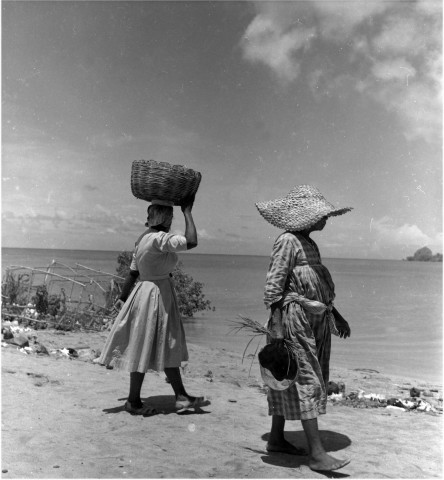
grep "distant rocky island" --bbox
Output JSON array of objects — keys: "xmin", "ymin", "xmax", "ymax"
[{"xmin": 405, "ymin": 246, "xmax": 442, "ymax": 262}]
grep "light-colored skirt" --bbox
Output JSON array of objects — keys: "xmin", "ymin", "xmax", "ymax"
[{"xmin": 98, "ymin": 278, "xmax": 189, "ymax": 372}]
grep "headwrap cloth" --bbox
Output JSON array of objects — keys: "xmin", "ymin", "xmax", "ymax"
[{"xmin": 146, "ymin": 199, "xmax": 174, "ymax": 227}]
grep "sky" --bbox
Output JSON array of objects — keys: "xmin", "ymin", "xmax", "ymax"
[{"xmin": 2, "ymin": 0, "xmax": 442, "ymax": 259}]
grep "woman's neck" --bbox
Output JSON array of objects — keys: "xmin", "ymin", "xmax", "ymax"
[{"xmin": 151, "ymin": 226, "xmax": 169, "ymax": 233}]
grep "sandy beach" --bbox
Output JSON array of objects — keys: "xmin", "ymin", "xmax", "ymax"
[{"xmin": 1, "ymin": 327, "xmax": 443, "ymax": 479}]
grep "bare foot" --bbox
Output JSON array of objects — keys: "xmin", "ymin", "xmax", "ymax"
[
  {"xmin": 266, "ymin": 440, "xmax": 308, "ymax": 456},
  {"xmin": 309, "ymin": 452, "xmax": 350, "ymax": 472}
]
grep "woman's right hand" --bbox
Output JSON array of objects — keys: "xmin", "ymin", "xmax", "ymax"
[
  {"xmin": 269, "ymin": 303, "xmax": 285, "ymax": 346},
  {"xmin": 270, "ymin": 336, "xmax": 285, "ymax": 348},
  {"xmin": 181, "ymin": 194, "xmax": 195, "ymax": 213}
]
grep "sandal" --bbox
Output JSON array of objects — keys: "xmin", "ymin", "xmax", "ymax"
[
  {"xmin": 175, "ymin": 396, "xmax": 210, "ymax": 413},
  {"xmin": 124, "ymin": 401, "xmax": 158, "ymax": 417}
]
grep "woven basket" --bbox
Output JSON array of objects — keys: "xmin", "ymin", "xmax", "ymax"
[{"xmin": 131, "ymin": 159, "xmax": 202, "ymax": 206}]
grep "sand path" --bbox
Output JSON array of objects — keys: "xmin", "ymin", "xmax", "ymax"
[{"xmin": 1, "ymin": 330, "xmax": 442, "ymax": 478}]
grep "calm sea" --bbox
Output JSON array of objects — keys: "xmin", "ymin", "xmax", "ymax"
[{"xmin": 2, "ymin": 248, "xmax": 442, "ymax": 385}]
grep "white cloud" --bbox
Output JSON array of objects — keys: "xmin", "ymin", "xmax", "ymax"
[
  {"xmin": 241, "ymin": 0, "xmax": 442, "ymax": 143},
  {"xmin": 371, "ymin": 216, "xmax": 442, "ymax": 248},
  {"xmin": 241, "ymin": 14, "xmax": 315, "ymax": 83},
  {"xmin": 2, "ymin": 206, "xmax": 142, "ymax": 239},
  {"xmin": 362, "ymin": 6, "xmax": 442, "ymax": 142},
  {"xmin": 312, "ymin": 0, "xmax": 389, "ymax": 40},
  {"xmin": 371, "ymin": 59, "xmax": 416, "ymax": 83},
  {"xmin": 360, "ymin": 73, "xmax": 441, "ymax": 143},
  {"xmin": 416, "ymin": 0, "xmax": 442, "ymax": 16},
  {"xmin": 372, "ymin": 15, "xmax": 422, "ymax": 56}
]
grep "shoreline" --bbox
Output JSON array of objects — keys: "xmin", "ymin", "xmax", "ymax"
[
  {"xmin": 185, "ymin": 330, "xmax": 444, "ymax": 387},
  {"xmin": 2, "ymin": 248, "xmax": 442, "ymax": 387},
  {"xmin": 5, "ymin": 327, "xmax": 443, "ymax": 394},
  {"xmin": 2, "ymin": 328, "xmax": 443, "ymax": 478}
]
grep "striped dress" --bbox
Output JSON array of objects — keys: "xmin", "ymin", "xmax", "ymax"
[{"xmin": 264, "ymin": 232, "xmax": 335, "ymax": 420}]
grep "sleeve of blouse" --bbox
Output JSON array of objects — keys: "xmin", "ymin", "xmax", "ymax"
[
  {"xmin": 264, "ymin": 233, "xmax": 298, "ymax": 308},
  {"xmin": 158, "ymin": 233, "xmax": 188, "ymax": 252}
]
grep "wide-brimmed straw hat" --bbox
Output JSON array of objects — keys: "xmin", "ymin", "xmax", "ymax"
[
  {"xmin": 258, "ymin": 343, "xmax": 298, "ymax": 391},
  {"xmin": 256, "ymin": 185, "xmax": 352, "ymax": 231}
]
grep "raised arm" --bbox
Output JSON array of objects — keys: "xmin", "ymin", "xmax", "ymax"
[{"xmin": 181, "ymin": 195, "xmax": 198, "ymax": 250}]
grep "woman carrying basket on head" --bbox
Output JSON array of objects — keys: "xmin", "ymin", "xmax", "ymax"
[
  {"xmin": 256, "ymin": 185, "xmax": 352, "ymax": 472},
  {"xmin": 98, "ymin": 195, "xmax": 207, "ymax": 415}
]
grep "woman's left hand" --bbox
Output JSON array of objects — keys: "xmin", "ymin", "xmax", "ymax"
[
  {"xmin": 332, "ymin": 307, "xmax": 351, "ymax": 338},
  {"xmin": 112, "ymin": 299, "xmax": 124, "ymax": 313},
  {"xmin": 335, "ymin": 317, "xmax": 351, "ymax": 338}
]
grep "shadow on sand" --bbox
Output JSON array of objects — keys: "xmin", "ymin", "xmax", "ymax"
[
  {"xmin": 259, "ymin": 430, "xmax": 351, "ymax": 478},
  {"xmin": 102, "ymin": 394, "xmax": 211, "ymax": 416}
]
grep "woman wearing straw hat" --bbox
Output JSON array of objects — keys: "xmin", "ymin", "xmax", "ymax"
[
  {"xmin": 98, "ymin": 196, "xmax": 208, "ymax": 415},
  {"xmin": 256, "ymin": 185, "xmax": 352, "ymax": 472}
]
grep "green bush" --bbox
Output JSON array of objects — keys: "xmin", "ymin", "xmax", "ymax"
[
  {"xmin": 116, "ymin": 251, "xmax": 214, "ymax": 317},
  {"xmin": 172, "ymin": 261, "xmax": 214, "ymax": 317},
  {"xmin": 1, "ymin": 271, "xmax": 30, "ymax": 305},
  {"xmin": 116, "ymin": 251, "xmax": 133, "ymax": 278},
  {"xmin": 33, "ymin": 285, "xmax": 49, "ymax": 314}
]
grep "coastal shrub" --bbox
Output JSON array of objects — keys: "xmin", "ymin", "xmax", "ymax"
[
  {"xmin": 116, "ymin": 251, "xmax": 133, "ymax": 277},
  {"xmin": 1, "ymin": 271, "xmax": 30, "ymax": 305},
  {"xmin": 34, "ymin": 285, "xmax": 49, "ymax": 314},
  {"xmin": 47, "ymin": 290, "xmax": 66, "ymax": 317},
  {"xmin": 172, "ymin": 261, "xmax": 215, "ymax": 317},
  {"xmin": 115, "ymin": 251, "xmax": 214, "ymax": 317}
]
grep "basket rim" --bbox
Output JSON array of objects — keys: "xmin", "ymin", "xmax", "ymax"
[{"xmin": 132, "ymin": 158, "xmax": 201, "ymax": 173}]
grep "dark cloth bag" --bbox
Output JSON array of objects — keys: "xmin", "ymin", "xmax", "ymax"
[{"xmin": 258, "ymin": 343, "xmax": 297, "ymax": 382}]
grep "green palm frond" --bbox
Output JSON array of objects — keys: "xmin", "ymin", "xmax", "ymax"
[
  {"xmin": 229, "ymin": 315, "xmax": 299, "ymax": 361},
  {"xmin": 228, "ymin": 315, "xmax": 270, "ymax": 336}
]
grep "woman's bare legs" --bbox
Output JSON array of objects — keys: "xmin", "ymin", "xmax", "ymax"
[
  {"xmin": 128, "ymin": 368, "xmax": 205, "ymax": 411},
  {"xmin": 164, "ymin": 367, "xmax": 202, "ymax": 402},
  {"xmin": 128, "ymin": 372, "xmax": 145, "ymax": 408},
  {"xmin": 267, "ymin": 415, "xmax": 307, "ymax": 455},
  {"xmin": 301, "ymin": 418, "xmax": 350, "ymax": 471}
]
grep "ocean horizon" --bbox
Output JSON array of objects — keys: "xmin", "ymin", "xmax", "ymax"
[
  {"xmin": 2, "ymin": 247, "xmax": 442, "ymax": 385},
  {"xmin": 1, "ymin": 245, "xmax": 416, "ymax": 261}
]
